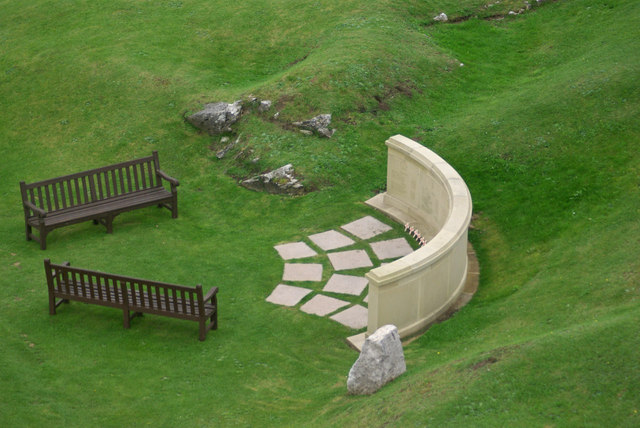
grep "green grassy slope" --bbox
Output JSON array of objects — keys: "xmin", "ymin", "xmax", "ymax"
[{"xmin": 0, "ymin": 0, "xmax": 638, "ymax": 426}]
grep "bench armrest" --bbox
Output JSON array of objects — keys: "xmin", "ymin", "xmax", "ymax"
[
  {"xmin": 157, "ymin": 169, "xmax": 180, "ymax": 188},
  {"xmin": 23, "ymin": 200, "xmax": 47, "ymax": 218},
  {"xmin": 203, "ymin": 287, "xmax": 219, "ymax": 303}
]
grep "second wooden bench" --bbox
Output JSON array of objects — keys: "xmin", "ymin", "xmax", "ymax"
[{"xmin": 44, "ymin": 259, "xmax": 218, "ymax": 341}]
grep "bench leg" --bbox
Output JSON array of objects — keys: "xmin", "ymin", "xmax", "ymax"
[
  {"xmin": 171, "ymin": 195, "xmax": 178, "ymax": 219},
  {"xmin": 105, "ymin": 216, "xmax": 114, "ymax": 234},
  {"xmin": 199, "ymin": 320, "xmax": 207, "ymax": 341},
  {"xmin": 123, "ymin": 310, "xmax": 131, "ymax": 329},
  {"xmin": 211, "ymin": 310, "xmax": 218, "ymax": 331},
  {"xmin": 50, "ymin": 298, "xmax": 69, "ymax": 315},
  {"xmin": 158, "ymin": 199, "xmax": 178, "ymax": 219},
  {"xmin": 123, "ymin": 311, "xmax": 143, "ymax": 329},
  {"xmin": 198, "ymin": 311, "xmax": 217, "ymax": 341},
  {"xmin": 39, "ymin": 227, "xmax": 48, "ymax": 250},
  {"xmin": 49, "ymin": 293, "xmax": 57, "ymax": 315},
  {"xmin": 26, "ymin": 224, "xmax": 32, "ymax": 241}
]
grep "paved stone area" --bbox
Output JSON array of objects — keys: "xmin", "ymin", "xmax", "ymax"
[
  {"xmin": 328, "ymin": 249, "xmax": 373, "ymax": 271},
  {"xmin": 268, "ymin": 213, "xmax": 479, "ymax": 351},
  {"xmin": 323, "ymin": 274, "xmax": 369, "ymax": 296},
  {"xmin": 370, "ymin": 237, "xmax": 413, "ymax": 260},
  {"xmin": 273, "ymin": 241, "xmax": 317, "ymax": 260},
  {"xmin": 269, "ymin": 215, "xmax": 413, "ymax": 332},
  {"xmin": 266, "ymin": 284, "xmax": 312, "ymax": 306},
  {"xmin": 341, "ymin": 215, "xmax": 392, "ymax": 240},
  {"xmin": 308, "ymin": 230, "xmax": 355, "ymax": 251},
  {"xmin": 282, "ymin": 263, "xmax": 323, "ymax": 281}
]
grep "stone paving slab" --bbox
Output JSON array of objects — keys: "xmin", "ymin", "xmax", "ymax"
[
  {"xmin": 370, "ymin": 237, "xmax": 414, "ymax": 260},
  {"xmin": 308, "ymin": 230, "xmax": 355, "ymax": 251},
  {"xmin": 327, "ymin": 249, "xmax": 373, "ymax": 271},
  {"xmin": 300, "ymin": 295, "xmax": 350, "ymax": 316},
  {"xmin": 341, "ymin": 215, "xmax": 392, "ymax": 240},
  {"xmin": 323, "ymin": 274, "xmax": 368, "ymax": 296},
  {"xmin": 330, "ymin": 305, "xmax": 368, "ymax": 329},
  {"xmin": 266, "ymin": 284, "xmax": 313, "ymax": 306},
  {"xmin": 274, "ymin": 241, "xmax": 318, "ymax": 260},
  {"xmin": 283, "ymin": 263, "xmax": 323, "ymax": 281}
]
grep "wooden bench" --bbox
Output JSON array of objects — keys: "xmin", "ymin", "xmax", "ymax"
[
  {"xmin": 44, "ymin": 259, "xmax": 218, "ymax": 341},
  {"xmin": 20, "ymin": 151, "xmax": 179, "ymax": 249}
]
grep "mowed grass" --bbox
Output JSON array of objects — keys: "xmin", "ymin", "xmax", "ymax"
[{"xmin": 1, "ymin": 0, "xmax": 639, "ymax": 426}]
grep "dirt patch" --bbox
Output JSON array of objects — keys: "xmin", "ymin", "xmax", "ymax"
[
  {"xmin": 471, "ymin": 356, "xmax": 499, "ymax": 370},
  {"xmin": 367, "ymin": 82, "xmax": 417, "ymax": 115},
  {"xmin": 287, "ymin": 53, "xmax": 310, "ymax": 68}
]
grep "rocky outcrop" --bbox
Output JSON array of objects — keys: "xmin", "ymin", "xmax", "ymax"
[
  {"xmin": 292, "ymin": 114, "xmax": 335, "ymax": 138},
  {"xmin": 187, "ymin": 101, "xmax": 243, "ymax": 135},
  {"xmin": 258, "ymin": 100, "xmax": 272, "ymax": 113},
  {"xmin": 216, "ymin": 135, "xmax": 241, "ymax": 159},
  {"xmin": 433, "ymin": 12, "xmax": 448, "ymax": 22},
  {"xmin": 240, "ymin": 164, "xmax": 304, "ymax": 195}
]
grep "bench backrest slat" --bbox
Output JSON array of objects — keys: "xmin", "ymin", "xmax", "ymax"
[
  {"xmin": 51, "ymin": 183, "xmax": 60, "ymax": 211},
  {"xmin": 156, "ymin": 284, "xmax": 164, "ymax": 310},
  {"xmin": 171, "ymin": 289, "xmax": 179, "ymax": 313},
  {"xmin": 125, "ymin": 165, "xmax": 133, "ymax": 193},
  {"xmin": 22, "ymin": 154, "xmax": 160, "ymax": 215},
  {"xmin": 88, "ymin": 174, "xmax": 98, "ymax": 201},
  {"xmin": 79, "ymin": 271, "xmax": 87, "ymax": 298},
  {"xmin": 81, "ymin": 176, "xmax": 89, "ymax": 204},
  {"xmin": 180, "ymin": 290, "xmax": 188, "ymax": 314},
  {"xmin": 164, "ymin": 289, "xmax": 171, "ymax": 311},
  {"xmin": 133, "ymin": 164, "xmax": 141, "ymax": 191},
  {"xmin": 96, "ymin": 275, "xmax": 104, "ymax": 301},
  {"xmin": 188, "ymin": 292, "xmax": 195, "ymax": 315},
  {"xmin": 128, "ymin": 281, "xmax": 138, "ymax": 307},
  {"xmin": 63, "ymin": 269, "xmax": 72, "ymax": 295},
  {"xmin": 72, "ymin": 177, "xmax": 82, "ymax": 206},
  {"xmin": 139, "ymin": 163, "xmax": 147, "ymax": 189}
]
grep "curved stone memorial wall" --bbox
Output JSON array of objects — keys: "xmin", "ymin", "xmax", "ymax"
[{"xmin": 365, "ymin": 135, "xmax": 473, "ymax": 339}]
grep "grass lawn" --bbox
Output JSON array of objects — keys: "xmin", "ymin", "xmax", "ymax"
[{"xmin": 1, "ymin": 0, "xmax": 639, "ymax": 426}]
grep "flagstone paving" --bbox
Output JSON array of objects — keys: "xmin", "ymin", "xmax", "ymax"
[
  {"xmin": 323, "ymin": 274, "xmax": 369, "ymax": 296},
  {"xmin": 327, "ymin": 249, "xmax": 373, "ymax": 271},
  {"xmin": 266, "ymin": 284, "xmax": 313, "ymax": 306},
  {"xmin": 282, "ymin": 263, "xmax": 323, "ymax": 282},
  {"xmin": 273, "ymin": 241, "xmax": 318, "ymax": 260},
  {"xmin": 330, "ymin": 305, "xmax": 368, "ymax": 329},
  {"xmin": 269, "ymin": 215, "xmax": 415, "ymax": 331},
  {"xmin": 370, "ymin": 237, "xmax": 414, "ymax": 260},
  {"xmin": 341, "ymin": 215, "xmax": 392, "ymax": 240},
  {"xmin": 308, "ymin": 230, "xmax": 355, "ymax": 251},
  {"xmin": 301, "ymin": 295, "xmax": 350, "ymax": 316}
]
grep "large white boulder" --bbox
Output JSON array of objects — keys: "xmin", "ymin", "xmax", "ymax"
[{"xmin": 347, "ymin": 325, "xmax": 406, "ymax": 395}]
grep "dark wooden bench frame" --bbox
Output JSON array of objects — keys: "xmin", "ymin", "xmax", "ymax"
[
  {"xmin": 44, "ymin": 259, "xmax": 218, "ymax": 341},
  {"xmin": 20, "ymin": 151, "xmax": 179, "ymax": 249}
]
